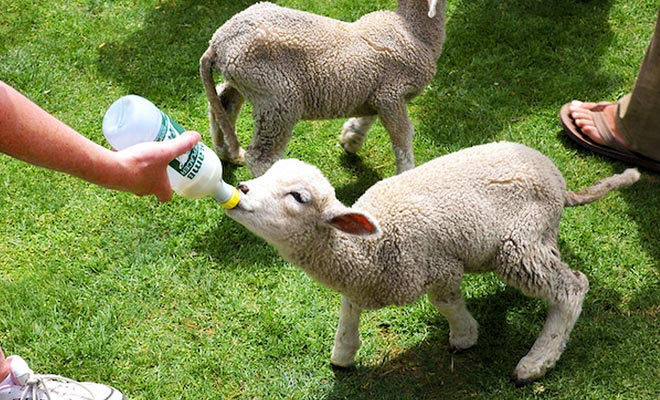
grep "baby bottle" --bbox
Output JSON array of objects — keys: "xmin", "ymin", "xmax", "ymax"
[{"xmin": 102, "ymin": 95, "xmax": 240, "ymax": 209}]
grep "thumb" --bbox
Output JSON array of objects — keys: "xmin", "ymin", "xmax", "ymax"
[{"xmin": 165, "ymin": 131, "xmax": 201, "ymax": 159}]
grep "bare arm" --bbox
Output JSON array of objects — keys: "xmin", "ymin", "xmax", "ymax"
[{"xmin": 0, "ymin": 81, "xmax": 200, "ymax": 202}]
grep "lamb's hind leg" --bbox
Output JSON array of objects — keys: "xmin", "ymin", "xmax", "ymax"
[
  {"xmin": 331, "ymin": 295, "xmax": 362, "ymax": 368},
  {"xmin": 339, "ymin": 116, "xmax": 377, "ymax": 154},
  {"xmin": 428, "ymin": 276, "xmax": 479, "ymax": 352},
  {"xmin": 246, "ymin": 102, "xmax": 299, "ymax": 176},
  {"xmin": 377, "ymin": 102, "xmax": 415, "ymax": 174},
  {"xmin": 209, "ymin": 83, "xmax": 245, "ymax": 164},
  {"xmin": 497, "ymin": 241, "xmax": 589, "ymax": 385}
]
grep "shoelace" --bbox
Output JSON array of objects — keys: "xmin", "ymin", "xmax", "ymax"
[{"xmin": 20, "ymin": 374, "xmax": 97, "ymax": 400}]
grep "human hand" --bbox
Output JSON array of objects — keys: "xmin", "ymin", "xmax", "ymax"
[{"xmin": 111, "ymin": 131, "xmax": 201, "ymax": 202}]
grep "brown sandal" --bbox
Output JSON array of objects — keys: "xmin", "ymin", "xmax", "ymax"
[{"xmin": 560, "ymin": 101, "xmax": 660, "ymax": 173}]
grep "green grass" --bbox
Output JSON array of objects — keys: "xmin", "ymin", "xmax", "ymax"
[{"xmin": 1, "ymin": 0, "xmax": 658, "ymax": 399}]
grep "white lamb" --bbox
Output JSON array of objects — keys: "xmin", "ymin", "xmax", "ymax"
[
  {"xmin": 225, "ymin": 142, "xmax": 640, "ymax": 384},
  {"xmin": 200, "ymin": 0, "xmax": 445, "ymax": 176}
]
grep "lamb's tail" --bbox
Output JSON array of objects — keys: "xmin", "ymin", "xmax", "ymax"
[
  {"xmin": 199, "ymin": 47, "xmax": 242, "ymax": 157},
  {"xmin": 564, "ymin": 168, "xmax": 640, "ymax": 207}
]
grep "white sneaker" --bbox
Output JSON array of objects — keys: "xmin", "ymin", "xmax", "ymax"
[{"xmin": 0, "ymin": 356, "xmax": 124, "ymax": 400}]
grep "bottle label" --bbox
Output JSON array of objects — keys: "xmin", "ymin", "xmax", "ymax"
[{"xmin": 158, "ymin": 112, "xmax": 204, "ymax": 180}]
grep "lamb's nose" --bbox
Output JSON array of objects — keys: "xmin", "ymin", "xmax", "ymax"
[{"xmin": 237, "ymin": 183, "xmax": 250, "ymax": 194}]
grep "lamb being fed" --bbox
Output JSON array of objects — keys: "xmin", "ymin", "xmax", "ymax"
[
  {"xmin": 200, "ymin": 0, "xmax": 445, "ymax": 176},
  {"xmin": 225, "ymin": 142, "xmax": 640, "ymax": 384}
]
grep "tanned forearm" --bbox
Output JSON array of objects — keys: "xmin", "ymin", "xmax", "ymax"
[
  {"xmin": 0, "ymin": 81, "xmax": 122, "ymax": 186},
  {"xmin": 0, "ymin": 81, "xmax": 200, "ymax": 201}
]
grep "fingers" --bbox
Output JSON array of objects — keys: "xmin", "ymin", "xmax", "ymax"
[
  {"xmin": 166, "ymin": 131, "xmax": 201, "ymax": 158},
  {"xmin": 155, "ymin": 188, "xmax": 174, "ymax": 203},
  {"xmin": 154, "ymin": 132, "xmax": 199, "ymax": 202}
]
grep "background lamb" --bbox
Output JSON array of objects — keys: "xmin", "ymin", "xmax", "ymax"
[
  {"xmin": 225, "ymin": 142, "xmax": 640, "ymax": 385},
  {"xmin": 200, "ymin": 0, "xmax": 445, "ymax": 176}
]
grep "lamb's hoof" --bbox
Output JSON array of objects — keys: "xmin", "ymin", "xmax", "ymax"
[
  {"xmin": 216, "ymin": 146, "xmax": 246, "ymax": 165},
  {"xmin": 338, "ymin": 136, "xmax": 363, "ymax": 154},
  {"xmin": 448, "ymin": 330, "xmax": 478, "ymax": 353},
  {"xmin": 511, "ymin": 361, "xmax": 548, "ymax": 386},
  {"xmin": 330, "ymin": 362, "xmax": 356, "ymax": 372},
  {"xmin": 339, "ymin": 141, "xmax": 359, "ymax": 154},
  {"xmin": 449, "ymin": 343, "xmax": 474, "ymax": 354},
  {"xmin": 228, "ymin": 148, "xmax": 246, "ymax": 165},
  {"xmin": 338, "ymin": 123, "xmax": 366, "ymax": 154},
  {"xmin": 330, "ymin": 351, "xmax": 357, "ymax": 371},
  {"xmin": 511, "ymin": 374, "xmax": 536, "ymax": 388}
]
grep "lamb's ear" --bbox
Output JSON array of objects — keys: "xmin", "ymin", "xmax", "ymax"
[{"xmin": 324, "ymin": 205, "xmax": 381, "ymax": 237}]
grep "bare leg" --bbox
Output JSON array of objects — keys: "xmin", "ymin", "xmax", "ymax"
[{"xmin": 330, "ymin": 296, "xmax": 362, "ymax": 368}]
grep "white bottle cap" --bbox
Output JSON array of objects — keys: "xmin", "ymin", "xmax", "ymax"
[{"xmin": 102, "ymin": 95, "xmax": 161, "ymax": 150}]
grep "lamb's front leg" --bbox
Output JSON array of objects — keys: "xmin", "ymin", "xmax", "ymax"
[
  {"xmin": 331, "ymin": 295, "xmax": 362, "ymax": 368},
  {"xmin": 428, "ymin": 284, "xmax": 479, "ymax": 352},
  {"xmin": 339, "ymin": 115, "xmax": 377, "ymax": 154}
]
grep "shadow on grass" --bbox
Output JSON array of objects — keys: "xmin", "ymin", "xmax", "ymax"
[
  {"xmin": 97, "ymin": 0, "xmax": 257, "ymax": 104},
  {"xmin": 336, "ymin": 153, "xmax": 384, "ymax": 204},
  {"xmin": 323, "ymin": 288, "xmax": 539, "ymax": 400},
  {"xmin": 417, "ymin": 0, "xmax": 615, "ymax": 152},
  {"xmin": 323, "ymin": 278, "xmax": 655, "ymax": 400}
]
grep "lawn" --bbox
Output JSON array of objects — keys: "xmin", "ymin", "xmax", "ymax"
[{"xmin": 1, "ymin": 0, "xmax": 658, "ymax": 399}]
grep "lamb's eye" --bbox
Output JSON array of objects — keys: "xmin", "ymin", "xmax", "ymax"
[{"xmin": 289, "ymin": 191, "xmax": 310, "ymax": 204}]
